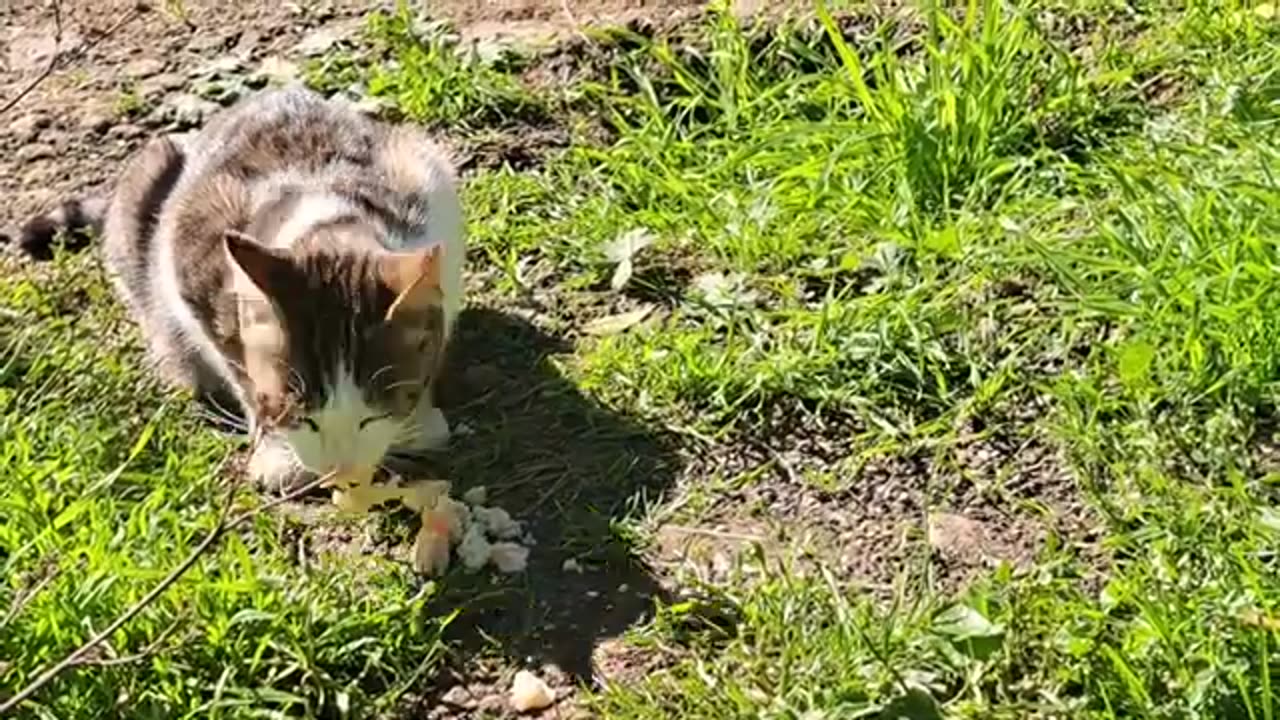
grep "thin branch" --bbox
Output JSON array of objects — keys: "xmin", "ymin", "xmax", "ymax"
[
  {"xmin": 0, "ymin": 0, "xmax": 63, "ymax": 117},
  {"xmin": 0, "ymin": 442, "xmax": 336, "ymax": 714},
  {"xmin": 0, "ymin": 562, "xmax": 60, "ymax": 632},
  {"xmin": 0, "ymin": 0, "xmax": 146, "ymax": 118},
  {"xmin": 72, "ymin": 615, "xmax": 185, "ymax": 668}
]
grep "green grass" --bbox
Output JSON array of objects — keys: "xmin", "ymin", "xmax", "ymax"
[{"xmin": 5, "ymin": 0, "xmax": 1280, "ymax": 717}]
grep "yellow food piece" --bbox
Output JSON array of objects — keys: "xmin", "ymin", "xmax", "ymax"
[
  {"xmin": 413, "ymin": 505, "xmax": 458, "ymax": 574},
  {"xmin": 325, "ymin": 466, "xmax": 377, "ymax": 490},
  {"xmin": 401, "ymin": 479, "xmax": 452, "ymax": 512},
  {"xmin": 323, "ymin": 472, "xmax": 519, "ymax": 578},
  {"xmin": 331, "ymin": 483, "xmax": 404, "ymax": 513}
]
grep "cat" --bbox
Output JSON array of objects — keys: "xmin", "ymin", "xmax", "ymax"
[{"xmin": 18, "ymin": 85, "xmax": 465, "ymax": 490}]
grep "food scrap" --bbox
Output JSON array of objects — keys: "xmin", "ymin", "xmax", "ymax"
[
  {"xmin": 323, "ymin": 476, "xmax": 530, "ymax": 576},
  {"xmin": 509, "ymin": 669, "xmax": 556, "ymax": 713}
]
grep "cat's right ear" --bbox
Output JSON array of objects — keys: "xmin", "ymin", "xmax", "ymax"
[{"xmin": 225, "ymin": 230, "xmax": 291, "ymax": 296}]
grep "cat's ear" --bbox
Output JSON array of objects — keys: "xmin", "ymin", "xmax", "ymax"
[
  {"xmin": 225, "ymin": 230, "xmax": 292, "ymax": 296},
  {"xmin": 381, "ymin": 245, "xmax": 443, "ymax": 322}
]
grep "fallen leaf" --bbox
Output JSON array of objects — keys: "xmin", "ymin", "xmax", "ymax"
[
  {"xmin": 933, "ymin": 604, "xmax": 1003, "ymax": 641},
  {"xmin": 603, "ymin": 228, "xmax": 657, "ymax": 263},
  {"xmin": 602, "ymin": 228, "xmax": 656, "ymax": 291},
  {"xmin": 693, "ymin": 272, "xmax": 758, "ymax": 307},
  {"xmin": 582, "ymin": 306, "xmax": 654, "ymax": 336}
]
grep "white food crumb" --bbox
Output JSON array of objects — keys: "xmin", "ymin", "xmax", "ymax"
[
  {"xmin": 473, "ymin": 506, "xmax": 522, "ymax": 539},
  {"xmin": 562, "ymin": 558, "xmax": 583, "ymax": 573},
  {"xmin": 457, "ymin": 522, "xmax": 492, "ymax": 572},
  {"xmin": 509, "ymin": 670, "xmax": 555, "ymax": 713},
  {"xmin": 340, "ymin": 473, "xmax": 533, "ymax": 577},
  {"xmin": 462, "ymin": 485, "xmax": 488, "ymax": 505},
  {"xmin": 490, "ymin": 542, "xmax": 530, "ymax": 573},
  {"xmin": 436, "ymin": 497, "xmax": 469, "ymax": 537}
]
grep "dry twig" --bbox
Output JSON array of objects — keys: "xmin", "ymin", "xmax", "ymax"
[
  {"xmin": 0, "ymin": 0, "xmax": 147, "ymax": 118},
  {"xmin": 73, "ymin": 615, "xmax": 185, "ymax": 668},
  {"xmin": 0, "ymin": 562, "xmax": 60, "ymax": 633}
]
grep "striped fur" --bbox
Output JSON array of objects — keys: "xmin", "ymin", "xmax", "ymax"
[{"xmin": 20, "ymin": 86, "xmax": 466, "ymax": 490}]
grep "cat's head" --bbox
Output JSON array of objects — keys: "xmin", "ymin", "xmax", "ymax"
[{"xmin": 223, "ymin": 229, "xmax": 447, "ymax": 479}]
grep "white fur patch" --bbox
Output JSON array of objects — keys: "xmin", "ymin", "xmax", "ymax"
[
  {"xmin": 153, "ymin": 225, "xmax": 249, "ymax": 412},
  {"xmin": 270, "ymin": 193, "xmax": 354, "ymax": 249},
  {"xmin": 284, "ymin": 367, "xmax": 402, "ymax": 474}
]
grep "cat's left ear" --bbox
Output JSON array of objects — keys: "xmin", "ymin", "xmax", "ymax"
[
  {"xmin": 225, "ymin": 230, "xmax": 293, "ymax": 298},
  {"xmin": 381, "ymin": 245, "xmax": 443, "ymax": 322}
]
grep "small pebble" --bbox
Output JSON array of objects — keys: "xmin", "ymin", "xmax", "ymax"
[
  {"xmin": 509, "ymin": 670, "xmax": 555, "ymax": 713},
  {"xmin": 562, "ymin": 558, "xmax": 583, "ymax": 573}
]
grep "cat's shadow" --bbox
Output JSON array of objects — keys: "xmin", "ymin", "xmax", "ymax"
[{"xmin": 410, "ymin": 305, "xmax": 679, "ymax": 690}]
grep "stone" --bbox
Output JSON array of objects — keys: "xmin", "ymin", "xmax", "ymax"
[
  {"xmin": 16, "ymin": 143, "xmax": 55, "ymax": 162},
  {"xmin": 463, "ymin": 363, "xmax": 504, "ymax": 389},
  {"xmin": 252, "ymin": 55, "xmax": 299, "ymax": 86},
  {"xmin": 141, "ymin": 72, "xmax": 187, "ymax": 96},
  {"xmin": 123, "ymin": 58, "xmax": 166, "ymax": 78},
  {"xmin": 77, "ymin": 105, "xmax": 115, "ymax": 134},
  {"xmin": 108, "ymin": 124, "xmax": 145, "ymax": 141},
  {"xmin": 162, "ymin": 93, "xmax": 219, "ymax": 128},
  {"xmin": 190, "ymin": 54, "xmax": 244, "ymax": 79},
  {"xmin": 439, "ymin": 684, "xmax": 473, "ymax": 707},
  {"xmin": 194, "ymin": 79, "xmax": 246, "ymax": 106},
  {"xmin": 509, "ymin": 670, "xmax": 555, "ymax": 713},
  {"xmin": 233, "ymin": 29, "xmax": 261, "ymax": 59},
  {"xmin": 9, "ymin": 112, "xmax": 51, "ymax": 143},
  {"xmin": 293, "ymin": 28, "xmax": 343, "ymax": 57},
  {"xmin": 187, "ymin": 31, "xmax": 231, "ymax": 53},
  {"xmin": 6, "ymin": 25, "xmax": 82, "ymax": 72}
]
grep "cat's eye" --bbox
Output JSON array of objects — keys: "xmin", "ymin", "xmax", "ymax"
[
  {"xmin": 300, "ymin": 418, "xmax": 320, "ymax": 432},
  {"xmin": 359, "ymin": 413, "xmax": 392, "ymax": 430}
]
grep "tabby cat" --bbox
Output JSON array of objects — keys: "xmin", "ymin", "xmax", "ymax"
[{"xmin": 20, "ymin": 86, "xmax": 465, "ymax": 489}]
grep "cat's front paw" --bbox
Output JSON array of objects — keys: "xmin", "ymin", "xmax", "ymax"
[
  {"xmin": 247, "ymin": 438, "xmax": 312, "ymax": 493},
  {"xmin": 396, "ymin": 405, "xmax": 451, "ymax": 454}
]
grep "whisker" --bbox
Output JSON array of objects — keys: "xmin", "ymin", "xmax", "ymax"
[
  {"xmin": 193, "ymin": 407, "xmax": 239, "ymax": 426},
  {"xmin": 221, "ymin": 356, "xmax": 250, "ymax": 378},
  {"xmin": 368, "ymin": 364, "xmax": 395, "ymax": 388},
  {"xmin": 194, "ymin": 399, "xmax": 249, "ymax": 432},
  {"xmin": 287, "ymin": 365, "xmax": 307, "ymax": 396},
  {"xmin": 384, "ymin": 379, "xmax": 423, "ymax": 392},
  {"xmin": 201, "ymin": 392, "xmax": 249, "ymax": 432}
]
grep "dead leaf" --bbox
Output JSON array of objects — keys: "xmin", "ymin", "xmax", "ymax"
[
  {"xmin": 602, "ymin": 228, "xmax": 656, "ymax": 291},
  {"xmin": 582, "ymin": 306, "xmax": 654, "ymax": 336},
  {"xmin": 693, "ymin": 271, "xmax": 758, "ymax": 307}
]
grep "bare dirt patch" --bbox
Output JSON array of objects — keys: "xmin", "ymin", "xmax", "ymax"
[
  {"xmin": 432, "ymin": 0, "xmax": 707, "ymax": 42},
  {"xmin": 0, "ymin": 1, "xmax": 371, "ymax": 235},
  {"xmin": 651, "ymin": 399, "xmax": 1104, "ymax": 595}
]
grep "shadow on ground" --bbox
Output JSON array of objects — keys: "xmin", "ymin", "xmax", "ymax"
[{"xmin": 415, "ymin": 305, "xmax": 680, "ymax": 697}]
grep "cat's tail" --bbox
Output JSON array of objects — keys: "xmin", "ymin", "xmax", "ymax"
[{"xmin": 10, "ymin": 195, "xmax": 109, "ymax": 261}]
